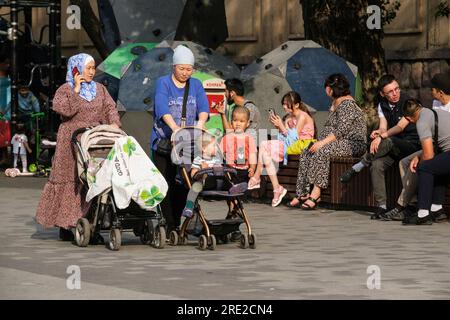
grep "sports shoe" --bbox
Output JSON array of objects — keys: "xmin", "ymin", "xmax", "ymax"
[
  {"xmin": 402, "ymin": 214, "xmax": 433, "ymax": 225},
  {"xmin": 272, "ymin": 186, "xmax": 287, "ymax": 207},
  {"xmin": 247, "ymin": 177, "xmax": 261, "ymax": 190},
  {"xmin": 431, "ymin": 209, "xmax": 447, "ymax": 222},
  {"xmin": 340, "ymin": 168, "xmax": 358, "ymax": 183},
  {"xmin": 370, "ymin": 207, "xmax": 388, "ymax": 220},
  {"xmin": 381, "ymin": 206, "xmax": 405, "ymax": 221}
]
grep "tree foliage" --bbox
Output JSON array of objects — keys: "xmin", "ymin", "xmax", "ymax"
[{"xmin": 300, "ymin": 0, "xmax": 400, "ymax": 113}]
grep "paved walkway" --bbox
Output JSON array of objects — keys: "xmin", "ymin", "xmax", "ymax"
[{"xmin": 1, "ymin": 176, "xmax": 450, "ymax": 299}]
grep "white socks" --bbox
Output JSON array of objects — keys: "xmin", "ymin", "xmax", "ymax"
[
  {"xmin": 431, "ymin": 204, "xmax": 442, "ymax": 212},
  {"xmin": 418, "ymin": 209, "xmax": 429, "ymax": 218}
]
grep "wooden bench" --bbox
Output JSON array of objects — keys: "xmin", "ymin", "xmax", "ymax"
[{"xmin": 265, "ymin": 154, "xmax": 450, "ymax": 211}]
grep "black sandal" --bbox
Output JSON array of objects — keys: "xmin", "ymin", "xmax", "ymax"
[{"xmin": 301, "ymin": 197, "xmax": 320, "ymax": 210}]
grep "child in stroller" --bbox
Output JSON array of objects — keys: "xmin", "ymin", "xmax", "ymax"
[
  {"xmin": 170, "ymin": 127, "xmax": 257, "ymax": 250},
  {"xmin": 72, "ymin": 125, "xmax": 167, "ymax": 251},
  {"xmin": 182, "ymin": 132, "xmax": 247, "ymax": 218}
]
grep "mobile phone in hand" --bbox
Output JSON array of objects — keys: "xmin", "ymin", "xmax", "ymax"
[
  {"xmin": 72, "ymin": 66, "xmax": 80, "ymax": 77},
  {"xmin": 268, "ymin": 108, "xmax": 276, "ymax": 117}
]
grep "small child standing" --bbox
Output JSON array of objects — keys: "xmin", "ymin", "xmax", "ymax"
[
  {"xmin": 11, "ymin": 123, "xmax": 32, "ymax": 172},
  {"xmin": 219, "ymin": 106, "xmax": 257, "ymax": 184}
]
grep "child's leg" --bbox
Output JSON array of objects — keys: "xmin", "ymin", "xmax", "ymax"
[
  {"xmin": 182, "ymin": 181, "xmax": 204, "ymax": 218},
  {"xmin": 21, "ymin": 154, "xmax": 28, "ymax": 172},
  {"xmin": 13, "ymin": 153, "xmax": 18, "ymax": 168},
  {"xmin": 256, "ymin": 150, "xmax": 281, "ymax": 189}
]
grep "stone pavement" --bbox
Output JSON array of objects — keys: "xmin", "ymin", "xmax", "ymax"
[{"xmin": 1, "ymin": 175, "xmax": 450, "ymax": 300}]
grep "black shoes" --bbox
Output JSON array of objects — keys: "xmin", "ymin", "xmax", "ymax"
[
  {"xmin": 59, "ymin": 227, "xmax": 74, "ymax": 241},
  {"xmin": 381, "ymin": 206, "xmax": 405, "ymax": 221},
  {"xmin": 340, "ymin": 168, "xmax": 358, "ymax": 184},
  {"xmin": 431, "ymin": 209, "xmax": 448, "ymax": 222},
  {"xmin": 402, "ymin": 214, "xmax": 433, "ymax": 225},
  {"xmin": 370, "ymin": 207, "xmax": 388, "ymax": 220}
]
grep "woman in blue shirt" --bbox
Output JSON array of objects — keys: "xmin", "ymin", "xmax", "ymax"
[{"xmin": 151, "ymin": 45, "xmax": 209, "ymax": 233}]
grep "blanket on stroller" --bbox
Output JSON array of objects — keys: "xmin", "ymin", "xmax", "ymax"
[{"xmin": 86, "ymin": 136, "xmax": 168, "ymax": 210}]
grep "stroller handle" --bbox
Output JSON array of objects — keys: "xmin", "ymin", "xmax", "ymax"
[{"xmin": 71, "ymin": 127, "xmax": 91, "ymax": 144}]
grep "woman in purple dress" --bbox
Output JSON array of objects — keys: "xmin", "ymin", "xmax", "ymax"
[{"xmin": 36, "ymin": 53, "xmax": 121, "ymax": 240}]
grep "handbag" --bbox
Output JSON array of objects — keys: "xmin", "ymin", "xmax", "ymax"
[{"xmin": 155, "ymin": 79, "xmax": 190, "ymax": 156}]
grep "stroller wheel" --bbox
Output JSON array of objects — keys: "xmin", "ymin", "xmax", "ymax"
[
  {"xmin": 108, "ymin": 228, "xmax": 121, "ymax": 251},
  {"xmin": 153, "ymin": 226, "xmax": 166, "ymax": 249},
  {"xmin": 208, "ymin": 234, "xmax": 216, "ymax": 250},
  {"xmin": 249, "ymin": 233, "xmax": 257, "ymax": 249},
  {"xmin": 198, "ymin": 235, "xmax": 207, "ymax": 251},
  {"xmin": 169, "ymin": 230, "xmax": 178, "ymax": 246},
  {"xmin": 219, "ymin": 234, "xmax": 230, "ymax": 244},
  {"xmin": 140, "ymin": 220, "xmax": 154, "ymax": 245},
  {"xmin": 240, "ymin": 233, "xmax": 249, "ymax": 249},
  {"xmin": 75, "ymin": 218, "xmax": 91, "ymax": 247}
]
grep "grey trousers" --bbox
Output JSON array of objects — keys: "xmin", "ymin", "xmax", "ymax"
[
  {"xmin": 361, "ymin": 137, "xmax": 420, "ymax": 206},
  {"xmin": 397, "ymin": 150, "xmax": 422, "ymax": 207},
  {"xmin": 361, "ymin": 139, "xmax": 395, "ymax": 206}
]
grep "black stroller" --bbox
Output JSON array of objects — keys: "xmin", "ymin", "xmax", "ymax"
[
  {"xmin": 168, "ymin": 127, "xmax": 257, "ymax": 250},
  {"xmin": 71, "ymin": 125, "xmax": 167, "ymax": 251}
]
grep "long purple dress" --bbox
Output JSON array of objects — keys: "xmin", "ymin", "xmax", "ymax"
[{"xmin": 36, "ymin": 82, "xmax": 121, "ymax": 229}]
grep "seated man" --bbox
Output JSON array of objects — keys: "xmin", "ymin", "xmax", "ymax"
[
  {"xmin": 383, "ymin": 72, "xmax": 450, "ymax": 221},
  {"xmin": 401, "ymin": 99, "xmax": 450, "ymax": 225},
  {"xmin": 340, "ymin": 74, "xmax": 421, "ymax": 219}
]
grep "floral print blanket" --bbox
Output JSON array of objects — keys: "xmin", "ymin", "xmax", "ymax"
[{"xmin": 86, "ymin": 136, "xmax": 168, "ymax": 210}]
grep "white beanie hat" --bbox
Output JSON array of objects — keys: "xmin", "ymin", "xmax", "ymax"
[{"xmin": 173, "ymin": 45, "xmax": 195, "ymax": 66}]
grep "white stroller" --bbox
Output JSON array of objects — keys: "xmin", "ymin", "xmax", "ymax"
[{"xmin": 72, "ymin": 125, "xmax": 167, "ymax": 251}]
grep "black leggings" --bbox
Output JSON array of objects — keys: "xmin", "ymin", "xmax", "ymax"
[{"xmin": 152, "ymin": 151, "xmax": 189, "ymax": 233}]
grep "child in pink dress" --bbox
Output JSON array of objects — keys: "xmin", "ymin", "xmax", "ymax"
[{"xmin": 248, "ymin": 91, "xmax": 316, "ymax": 207}]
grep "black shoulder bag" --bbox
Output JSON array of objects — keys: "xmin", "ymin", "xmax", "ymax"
[
  {"xmin": 430, "ymin": 108, "xmax": 441, "ymax": 154},
  {"xmin": 155, "ymin": 79, "xmax": 190, "ymax": 156}
]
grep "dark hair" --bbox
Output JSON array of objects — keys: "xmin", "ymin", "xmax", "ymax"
[
  {"xmin": 232, "ymin": 105, "xmax": 250, "ymax": 121},
  {"xmin": 225, "ymin": 78, "xmax": 245, "ymax": 96},
  {"xmin": 378, "ymin": 74, "xmax": 397, "ymax": 92},
  {"xmin": 403, "ymin": 98, "xmax": 423, "ymax": 117},
  {"xmin": 324, "ymin": 73, "xmax": 351, "ymax": 98},
  {"xmin": 282, "ymin": 90, "xmax": 317, "ymax": 139},
  {"xmin": 15, "ymin": 123, "xmax": 26, "ymax": 134}
]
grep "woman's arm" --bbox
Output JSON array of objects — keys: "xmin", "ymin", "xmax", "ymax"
[
  {"xmin": 309, "ymin": 133, "xmax": 336, "ymax": 153},
  {"xmin": 155, "ymin": 79, "xmax": 180, "ymax": 132},
  {"xmin": 271, "ymin": 114, "xmax": 287, "ymax": 135},
  {"xmin": 197, "ymin": 112, "xmax": 209, "ymax": 129},
  {"xmin": 52, "ymin": 85, "xmax": 79, "ymax": 118}
]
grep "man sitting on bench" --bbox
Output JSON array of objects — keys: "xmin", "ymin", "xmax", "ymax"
[{"xmin": 340, "ymin": 75, "xmax": 421, "ymax": 219}]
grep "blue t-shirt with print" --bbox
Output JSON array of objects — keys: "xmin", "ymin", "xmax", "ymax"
[{"xmin": 151, "ymin": 75, "xmax": 209, "ymax": 151}]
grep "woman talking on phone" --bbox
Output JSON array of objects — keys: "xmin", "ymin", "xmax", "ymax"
[{"xmin": 36, "ymin": 53, "xmax": 121, "ymax": 241}]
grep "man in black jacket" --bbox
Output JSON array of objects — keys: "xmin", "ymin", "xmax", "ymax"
[{"xmin": 340, "ymin": 75, "xmax": 421, "ymax": 219}]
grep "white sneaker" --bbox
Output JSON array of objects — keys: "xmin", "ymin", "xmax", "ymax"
[{"xmin": 272, "ymin": 186, "xmax": 287, "ymax": 207}]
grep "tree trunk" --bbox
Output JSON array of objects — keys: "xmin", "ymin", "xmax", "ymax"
[
  {"xmin": 70, "ymin": 0, "xmax": 110, "ymax": 60},
  {"xmin": 299, "ymin": 0, "xmax": 389, "ymax": 113},
  {"xmin": 175, "ymin": 0, "xmax": 228, "ymax": 50}
]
